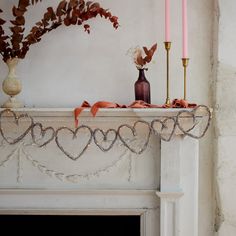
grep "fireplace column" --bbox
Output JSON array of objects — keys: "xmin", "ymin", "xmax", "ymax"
[{"xmin": 156, "ymin": 136, "xmax": 199, "ymax": 236}]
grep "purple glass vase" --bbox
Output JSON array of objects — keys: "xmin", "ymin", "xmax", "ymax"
[{"xmin": 134, "ymin": 69, "xmax": 151, "ymax": 103}]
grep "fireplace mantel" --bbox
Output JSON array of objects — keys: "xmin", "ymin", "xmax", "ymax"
[
  {"xmin": 0, "ymin": 107, "xmax": 194, "ymax": 116},
  {"xmin": 0, "ymin": 107, "xmax": 210, "ymax": 236}
]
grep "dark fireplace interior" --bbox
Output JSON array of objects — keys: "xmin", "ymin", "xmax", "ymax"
[{"xmin": 0, "ymin": 215, "xmax": 140, "ymax": 236}]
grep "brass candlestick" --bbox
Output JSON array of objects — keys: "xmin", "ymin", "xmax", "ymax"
[
  {"xmin": 164, "ymin": 42, "xmax": 171, "ymax": 106},
  {"xmin": 182, "ymin": 58, "xmax": 189, "ymax": 100}
]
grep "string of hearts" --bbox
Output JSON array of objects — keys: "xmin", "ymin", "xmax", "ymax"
[{"xmin": 0, "ymin": 105, "xmax": 211, "ymax": 161}]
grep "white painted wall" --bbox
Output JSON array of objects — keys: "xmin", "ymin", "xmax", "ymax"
[
  {"xmin": 214, "ymin": 1, "xmax": 236, "ymax": 235},
  {"xmin": 0, "ymin": 1, "xmax": 214, "ymax": 235}
]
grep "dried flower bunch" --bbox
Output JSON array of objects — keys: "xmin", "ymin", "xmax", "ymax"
[
  {"xmin": 128, "ymin": 43, "xmax": 158, "ymax": 69},
  {"xmin": 0, "ymin": 0, "xmax": 119, "ymax": 62}
]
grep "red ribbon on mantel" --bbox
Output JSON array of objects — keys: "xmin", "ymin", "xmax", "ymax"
[
  {"xmin": 74, "ymin": 100, "xmax": 197, "ymax": 127},
  {"xmin": 169, "ymin": 99, "xmax": 197, "ymax": 108}
]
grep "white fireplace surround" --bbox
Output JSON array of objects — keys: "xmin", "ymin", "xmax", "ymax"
[{"xmin": 0, "ymin": 108, "xmax": 206, "ymax": 236}]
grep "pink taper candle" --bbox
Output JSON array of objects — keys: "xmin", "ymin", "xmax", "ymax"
[
  {"xmin": 165, "ymin": 0, "xmax": 170, "ymax": 42},
  {"xmin": 182, "ymin": 0, "xmax": 188, "ymax": 58}
]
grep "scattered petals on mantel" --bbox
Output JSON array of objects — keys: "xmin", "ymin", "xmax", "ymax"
[
  {"xmin": 171, "ymin": 99, "xmax": 197, "ymax": 108},
  {"xmin": 74, "ymin": 100, "xmax": 198, "ymax": 127}
]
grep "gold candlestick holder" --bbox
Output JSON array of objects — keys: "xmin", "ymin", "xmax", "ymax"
[
  {"xmin": 164, "ymin": 42, "xmax": 171, "ymax": 106},
  {"xmin": 182, "ymin": 58, "xmax": 189, "ymax": 101}
]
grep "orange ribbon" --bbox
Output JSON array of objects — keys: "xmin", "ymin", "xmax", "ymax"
[
  {"xmin": 171, "ymin": 99, "xmax": 197, "ymax": 108},
  {"xmin": 74, "ymin": 100, "xmax": 197, "ymax": 127}
]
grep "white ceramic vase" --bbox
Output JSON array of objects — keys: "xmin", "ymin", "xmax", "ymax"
[{"xmin": 2, "ymin": 58, "xmax": 23, "ymax": 108}]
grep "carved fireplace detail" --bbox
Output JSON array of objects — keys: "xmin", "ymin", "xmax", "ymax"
[{"xmin": 0, "ymin": 107, "xmax": 211, "ymax": 236}]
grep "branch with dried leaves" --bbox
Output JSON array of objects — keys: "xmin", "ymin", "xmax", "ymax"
[{"xmin": 0, "ymin": 0, "xmax": 119, "ymax": 62}]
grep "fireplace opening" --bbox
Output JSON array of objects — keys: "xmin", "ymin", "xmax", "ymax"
[{"xmin": 0, "ymin": 215, "xmax": 140, "ymax": 236}]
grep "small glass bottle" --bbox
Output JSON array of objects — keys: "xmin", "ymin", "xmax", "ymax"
[{"xmin": 134, "ymin": 68, "xmax": 151, "ymax": 103}]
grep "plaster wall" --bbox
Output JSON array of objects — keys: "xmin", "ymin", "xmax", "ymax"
[
  {"xmin": 214, "ymin": 1, "xmax": 236, "ymax": 235},
  {"xmin": 0, "ymin": 1, "xmax": 214, "ymax": 235}
]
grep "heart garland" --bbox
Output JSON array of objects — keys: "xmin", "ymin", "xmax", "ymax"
[
  {"xmin": 55, "ymin": 126, "xmax": 93, "ymax": 161},
  {"xmin": 176, "ymin": 105, "xmax": 211, "ymax": 139},
  {"xmin": 93, "ymin": 128, "xmax": 118, "ymax": 152},
  {"xmin": 151, "ymin": 117, "xmax": 177, "ymax": 142},
  {"xmin": 0, "ymin": 106, "xmax": 211, "ymax": 158},
  {"xmin": 31, "ymin": 123, "xmax": 55, "ymax": 147},
  {"xmin": 118, "ymin": 121, "xmax": 152, "ymax": 154},
  {"xmin": 0, "ymin": 109, "xmax": 33, "ymax": 145}
]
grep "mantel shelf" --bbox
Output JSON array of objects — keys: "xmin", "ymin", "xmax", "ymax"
[{"xmin": 0, "ymin": 107, "xmax": 199, "ymax": 118}]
